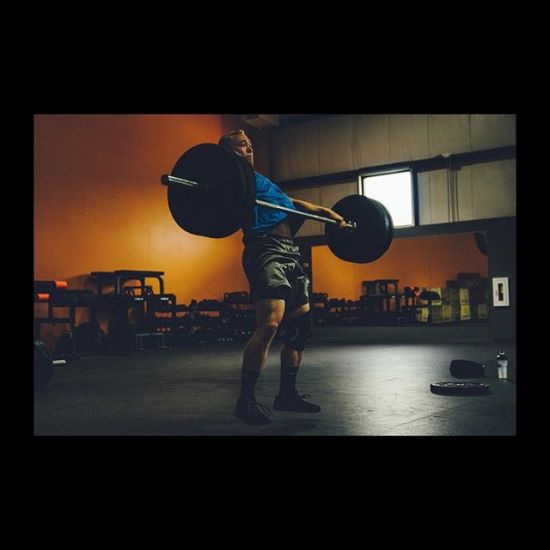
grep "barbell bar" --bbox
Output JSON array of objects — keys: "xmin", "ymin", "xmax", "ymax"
[
  {"xmin": 161, "ymin": 174, "xmax": 357, "ymax": 231},
  {"xmin": 161, "ymin": 143, "xmax": 394, "ymax": 263}
]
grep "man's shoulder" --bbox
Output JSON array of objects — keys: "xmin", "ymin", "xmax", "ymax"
[
  {"xmin": 254, "ymin": 171, "xmax": 275, "ymax": 188},
  {"xmin": 254, "ymin": 171, "xmax": 269, "ymax": 182}
]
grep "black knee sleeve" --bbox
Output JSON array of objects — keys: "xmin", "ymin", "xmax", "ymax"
[{"xmin": 283, "ymin": 311, "xmax": 312, "ymax": 351}]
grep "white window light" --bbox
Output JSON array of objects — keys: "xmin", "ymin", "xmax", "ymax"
[{"xmin": 360, "ymin": 170, "xmax": 414, "ymax": 228}]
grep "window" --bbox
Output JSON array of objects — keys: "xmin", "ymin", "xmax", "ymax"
[{"xmin": 360, "ymin": 170, "xmax": 415, "ymax": 228}]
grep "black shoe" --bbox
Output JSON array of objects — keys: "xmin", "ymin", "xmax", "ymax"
[
  {"xmin": 273, "ymin": 392, "xmax": 321, "ymax": 413},
  {"xmin": 235, "ymin": 397, "xmax": 272, "ymax": 425}
]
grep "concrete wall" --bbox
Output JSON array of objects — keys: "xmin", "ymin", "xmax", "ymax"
[
  {"xmin": 34, "ymin": 114, "xmax": 270, "ymax": 348},
  {"xmin": 271, "ymin": 114, "xmax": 516, "ymax": 179},
  {"xmin": 417, "ymin": 159, "xmax": 516, "ymax": 224},
  {"xmin": 271, "ymin": 114, "xmax": 516, "ymax": 235}
]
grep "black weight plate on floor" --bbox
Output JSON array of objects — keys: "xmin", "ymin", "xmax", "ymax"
[
  {"xmin": 430, "ymin": 381, "xmax": 491, "ymax": 396},
  {"xmin": 450, "ymin": 359, "xmax": 486, "ymax": 378}
]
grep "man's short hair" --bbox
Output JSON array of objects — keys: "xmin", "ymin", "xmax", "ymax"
[{"xmin": 218, "ymin": 129, "xmax": 247, "ymax": 148}]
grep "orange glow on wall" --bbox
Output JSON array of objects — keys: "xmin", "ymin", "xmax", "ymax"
[
  {"xmin": 311, "ymin": 233, "xmax": 488, "ymax": 299},
  {"xmin": 34, "ymin": 114, "xmax": 268, "ymax": 346}
]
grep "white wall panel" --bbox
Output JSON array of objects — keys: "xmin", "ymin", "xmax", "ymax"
[
  {"xmin": 470, "ymin": 114, "xmax": 516, "ymax": 150},
  {"xmin": 352, "ymin": 115, "xmax": 390, "ymax": 168},
  {"xmin": 388, "ymin": 114, "xmax": 430, "ymax": 162},
  {"xmin": 456, "ymin": 165, "xmax": 474, "ymax": 221},
  {"xmin": 319, "ymin": 115, "xmax": 354, "ymax": 175},
  {"xmin": 417, "ymin": 171, "xmax": 432, "ymax": 226},
  {"xmin": 471, "ymin": 160, "xmax": 516, "ymax": 219},
  {"xmin": 427, "ymin": 114, "xmax": 471, "ymax": 156},
  {"xmin": 429, "ymin": 169, "xmax": 451, "ymax": 224},
  {"xmin": 286, "ymin": 121, "xmax": 320, "ymax": 179},
  {"xmin": 269, "ymin": 127, "xmax": 289, "ymax": 182}
]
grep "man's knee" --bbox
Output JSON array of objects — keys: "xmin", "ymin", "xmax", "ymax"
[
  {"xmin": 257, "ymin": 320, "xmax": 280, "ymax": 342},
  {"xmin": 254, "ymin": 298, "xmax": 285, "ymax": 343},
  {"xmin": 283, "ymin": 311, "xmax": 312, "ymax": 351}
]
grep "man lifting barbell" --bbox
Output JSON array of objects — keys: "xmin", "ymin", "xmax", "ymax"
[
  {"xmin": 161, "ymin": 130, "xmax": 394, "ymax": 425},
  {"xmin": 219, "ymin": 129, "xmax": 347, "ymax": 425}
]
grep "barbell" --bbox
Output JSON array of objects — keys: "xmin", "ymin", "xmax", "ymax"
[{"xmin": 161, "ymin": 143, "xmax": 394, "ymax": 263}]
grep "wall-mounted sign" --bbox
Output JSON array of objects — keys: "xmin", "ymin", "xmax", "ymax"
[{"xmin": 492, "ymin": 277, "xmax": 510, "ymax": 307}]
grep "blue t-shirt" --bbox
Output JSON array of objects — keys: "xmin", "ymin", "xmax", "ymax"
[{"xmin": 246, "ymin": 171, "xmax": 297, "ymax": 234}]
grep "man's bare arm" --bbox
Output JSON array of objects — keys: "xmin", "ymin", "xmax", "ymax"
[{"xmin": 290, "ymin": 198, "xmax": 347, "ymax": 229}]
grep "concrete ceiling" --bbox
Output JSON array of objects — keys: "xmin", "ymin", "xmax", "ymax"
[
  {"xmin": 278, "ymin": 114, "xmax": 337, "ymax": 126},
  {"xmin": 240, "ymin": 114, "xmax": 337, "ymax": 129}
]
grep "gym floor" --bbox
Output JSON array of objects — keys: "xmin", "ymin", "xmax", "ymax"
[{"xmin": 33, "ymin": 326, "xmax": 516, "ymax": 437}]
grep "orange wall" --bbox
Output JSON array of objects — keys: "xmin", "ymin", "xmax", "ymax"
[
  {"xmin": 34, "ymin": 114, "xmax": 270, "ymax": 345},
  {"xmin": 312, "ymin": 233, "xmax": 488, "ymax": 299}
]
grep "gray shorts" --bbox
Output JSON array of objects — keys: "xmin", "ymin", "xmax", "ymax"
[{"xmin": 242, "ymin": 233, "xmax": 310, "ymax": 311}]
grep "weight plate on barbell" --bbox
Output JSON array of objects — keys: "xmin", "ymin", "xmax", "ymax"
[
  {"xmin": 372, "ymin": 198, "xmax": 394, "ymax": 251},
  {"xmin": 325, "ymin": 195, "xmax": 394, "ymax": 263},
  {"xmin": 168, "ymin": 144, "xmax": 256, "ymax": 238}
]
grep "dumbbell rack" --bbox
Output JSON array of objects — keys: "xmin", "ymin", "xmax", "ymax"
[
  {"xmin": 223, "ymin": 292, "xmax": 255, "ymax": 342},
  {"xmin": 311, "ymin": 293, "xmax": 329, "ymax": 326},
  {"xmin": 34, "ymin": 281, "xmax": 97, "ymax": 356},
  {"xmin": 91, "ymin": 270, "xmax": 169, "ymax": 350},
  {"xmin": 360, "ymin": 279, "xmax": 402, "ymax": 325}
]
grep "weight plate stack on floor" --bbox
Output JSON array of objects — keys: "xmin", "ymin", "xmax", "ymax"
[{"xmin": 430, "ymin": 381, "xmax": 491, "ymax": 396}]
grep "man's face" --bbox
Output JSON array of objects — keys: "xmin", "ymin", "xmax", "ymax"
[{"xmin": 226, "ymin": 132, "xmax": 254, "ymax": 166}]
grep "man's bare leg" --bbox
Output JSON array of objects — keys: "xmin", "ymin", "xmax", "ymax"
[
  {"xmin": 275, "ymin": 303, "xmax": 320, "ymax": 412},
  {"xmin": 236, "ymin": 298, "xmax": 285, "ymax": 425},
  {"xmin": 242, "ymin": 298, "xmax": 286, "ymax": 372},
  {"xmin": 280, "ymin": 303, "xmax": 310, "ymax": 368}
]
